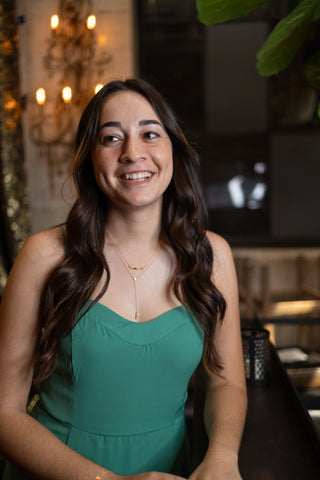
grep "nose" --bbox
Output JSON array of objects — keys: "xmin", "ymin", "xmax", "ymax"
[{"xmin": 119, "ymin": 136, "xmax": 145, "ymax": 163}]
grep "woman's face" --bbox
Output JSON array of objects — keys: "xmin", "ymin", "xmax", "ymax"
[{"xmin": 91, "ymin": 90, "xmax": 173, "ymax": 212}]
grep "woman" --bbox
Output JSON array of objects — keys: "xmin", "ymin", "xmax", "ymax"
[{"xmin": 0, "ymin": 79, "xmax": 247, "ymax": 480}]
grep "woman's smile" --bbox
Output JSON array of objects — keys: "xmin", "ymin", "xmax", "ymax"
[{"xmin": 119, "ymin": 170, "xmax": 154, "ymax": 183}]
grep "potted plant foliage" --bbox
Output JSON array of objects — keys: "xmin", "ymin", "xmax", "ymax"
[{"xmin": 196, "ymin": 0, "xmax": 320, "ymax": 121}]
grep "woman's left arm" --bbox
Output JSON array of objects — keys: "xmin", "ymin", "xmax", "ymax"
[{"xmin": 190, "ymin": 233, "xmax": 247, "ymax": 480}]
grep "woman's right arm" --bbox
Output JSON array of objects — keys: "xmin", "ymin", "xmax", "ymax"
[
  {"xmin": 0, "ymin": 230, "xmax": 184, "ymax": 480},
  {"xmin": 0, "ymin": 229, "xmax": 115, "ymax": 480}
]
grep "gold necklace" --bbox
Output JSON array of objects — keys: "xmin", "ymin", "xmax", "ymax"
[{"xmin": 105, "ymin": 229, "xmax": 161, "ymax": 320}]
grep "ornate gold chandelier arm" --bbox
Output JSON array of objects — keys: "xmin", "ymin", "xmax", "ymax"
[{"xmin": 30, "ymin": 0, "xmax": 113, "ymax": 195}]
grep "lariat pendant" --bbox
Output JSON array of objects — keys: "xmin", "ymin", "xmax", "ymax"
[
  {"xmin": 133, "ymin": 276, "xmax": 139, "ymax": 320},
  {"xmin": 105, "ymin": 229, "xmax": 161, "ymax": 321}
]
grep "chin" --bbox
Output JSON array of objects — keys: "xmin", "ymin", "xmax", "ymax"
[{"xmin": 122, "ymin": 196, "xmax": 163, "ymax": 209}]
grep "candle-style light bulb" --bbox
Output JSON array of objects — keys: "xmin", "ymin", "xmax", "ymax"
[
  {"xmin": 87, "ymin": 15, "xmax": 96, "ymax": 30},
  {"xmin": 62, "ymin": 86, "xmax": 72, "ymax": 103},
  {"xmin": 50, "ymin": 14, "xmax": 59, "ymax": 30},
  {"xmin": 95, "ymin": 83, "xmax": 103, "ymax": 94},
  {"xmin": 36, "ymin": 88, "xmax": 46, "ymax": 105}
]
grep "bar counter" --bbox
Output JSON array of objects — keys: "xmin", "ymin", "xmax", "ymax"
[
  {"xmin": 239, "ymin": 345, "xmax": 320, "ymax": 479},
  {"xmin": 192, "ymin": 344, "xmax": 320, "ymax": 479}
]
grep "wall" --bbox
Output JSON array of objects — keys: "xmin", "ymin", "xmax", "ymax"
[{"xmin": 16, "ymin": 0, "xmax": 135, "ymax": 233}]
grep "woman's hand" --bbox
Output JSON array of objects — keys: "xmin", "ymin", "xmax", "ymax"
[
  {"xmin": 122, "ymin": 472, "xmax": 186, "ymax": 480},
  {"xmin": 189, "ymin": 452, "xmax": 242, "ymax": 480}
]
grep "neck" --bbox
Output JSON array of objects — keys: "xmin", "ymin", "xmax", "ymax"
[{"xmin": 106, "ymin": 204, "xmax": 163, "ymax": 248}]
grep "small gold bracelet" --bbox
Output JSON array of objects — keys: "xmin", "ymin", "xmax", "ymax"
[{"xmin": 95, "ymin": 475, "xmax": 103, "ymax": 480}]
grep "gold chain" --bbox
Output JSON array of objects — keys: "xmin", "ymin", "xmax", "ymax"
[{"xmin": 105, "ymin": 229, "xmax": 161, "ymax": 320}]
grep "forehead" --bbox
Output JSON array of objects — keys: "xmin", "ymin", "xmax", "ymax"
[{"xmin": 99, "ymin": 90, "xmax": 161, "ymax": 123}]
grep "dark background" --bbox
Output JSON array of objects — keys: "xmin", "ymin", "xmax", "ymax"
[{"xmin": 137, "ymin": 0, "xmax": 320, "ymax": 247}]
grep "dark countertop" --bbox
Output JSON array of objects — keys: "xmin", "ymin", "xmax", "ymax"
[
  {"xmin": 192, "ymin": 345, "xmax": 320, "ymax": 479},
  {"xmin": 239, "ymin": 346, "xmax": 320, "ymax": 479}
]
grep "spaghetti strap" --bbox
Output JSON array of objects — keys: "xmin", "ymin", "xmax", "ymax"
[{"xmin": 60, "ymin": 225, "xmax": 67, "ymax": 255}]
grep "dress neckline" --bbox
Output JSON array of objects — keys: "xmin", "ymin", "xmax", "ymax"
[{"xmin": 87, "ymin": 299, "xmax": 185, "ymax": 325}]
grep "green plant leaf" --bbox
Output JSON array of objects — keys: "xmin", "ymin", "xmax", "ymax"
[
  {"xmin": 196, "ymin": 0, "xmax": 269, "ymax": 25},
  {"xmin": 317, "ymin": 101, "xmax": 320, "ymax": 120},
  {"xmin": 257, "ymin": 0, "xmax": 318, "ymax": 76},
  {"xmin": 305, "ymin": 50, "xmax": 320, "ymax": 89}
]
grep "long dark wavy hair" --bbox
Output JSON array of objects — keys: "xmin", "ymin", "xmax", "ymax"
[{"xmin": 34, "ymin": 78, "xmax": 226, "ymax": 385}]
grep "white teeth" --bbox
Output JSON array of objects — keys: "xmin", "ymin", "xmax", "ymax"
[{"xmin": 123, "ymin": 172, "xmax": 152, "ymax": 180}]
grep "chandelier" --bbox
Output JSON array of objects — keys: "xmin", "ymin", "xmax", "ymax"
[{"xmin": 30, "ymin": 0, "xmax": 112, "ymax": 195}]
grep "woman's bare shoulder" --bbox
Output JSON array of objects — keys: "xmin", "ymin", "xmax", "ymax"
[
  {"xmin": 205, "ymin": 231, "xmax": 235, "ymax": 286},
  {"xmin": 206, "ymin": 230, "xmax": 233, "ymax": 259},
  {"xmin": 23, "ymin": 226, "xmax": 63, "ymax": 253},
  {"xmin": 16, "ymin": 226, "xmax": 66, "ymax": 277},
  {"xmin": 1, "ymin": 227, "xmax": 66, "ymax": 315}
]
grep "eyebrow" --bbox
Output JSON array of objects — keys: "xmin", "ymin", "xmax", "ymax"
[
  {"xmin": 99, "ymin": 119, "xmax": 163, "ymax": 130},
  {"xmin": 139, "ymin": 119, "xmax": 162, "ymax": 127}
]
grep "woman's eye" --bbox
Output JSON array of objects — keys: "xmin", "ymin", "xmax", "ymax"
[
  {"xmin": 143, "ymin": 131, "xmax": 158, "ymax": 139},
  {"xmin": 102, "ymin": 134, "xmax": 119, "ymax": 144}
]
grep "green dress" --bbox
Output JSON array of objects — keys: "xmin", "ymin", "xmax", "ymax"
[{"xmin": 3, "ymin": 301, "xmax": 204, "ymax": 479}]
